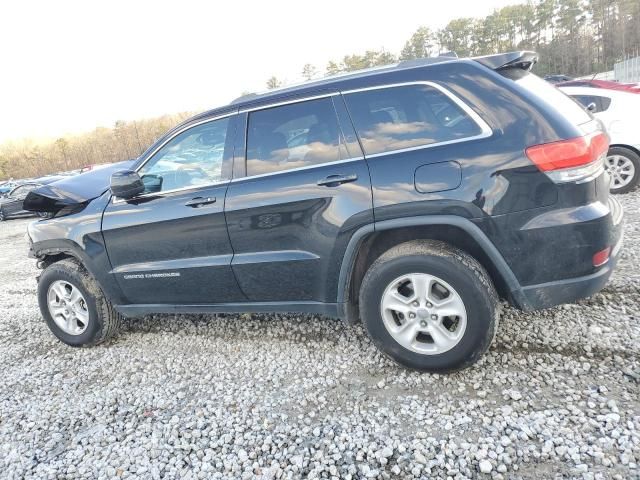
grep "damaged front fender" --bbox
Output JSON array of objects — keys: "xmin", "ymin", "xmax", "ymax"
[{"xmin": 23, "ymin": 159, "xmax": 136, "ymax": 215}]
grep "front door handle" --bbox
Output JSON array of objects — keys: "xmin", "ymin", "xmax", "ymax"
[
  {"xmin": 317, "ymin": 174, "xmax": 358, "ymax": 187},
  {"xmin": 185, "ymin": 196, "xmax": 216, "ymax": 208}
]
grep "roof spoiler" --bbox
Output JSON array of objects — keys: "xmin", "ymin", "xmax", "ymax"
[{"xmin": 473, "ymin": 51, "xmax": 538, "ymax": 72}]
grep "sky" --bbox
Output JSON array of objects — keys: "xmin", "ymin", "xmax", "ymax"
[{"xmin": 0, "ymin": 0, "xmax": 517, "ymax": 143}]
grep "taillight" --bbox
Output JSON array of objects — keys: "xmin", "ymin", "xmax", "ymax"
[{"xmin": 525, "ymin": 132, "xmax": 609, "ymax": 183}]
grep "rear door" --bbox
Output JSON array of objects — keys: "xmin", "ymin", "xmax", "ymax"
[
  {"xmin": 102, "ymin": 113, "xmax": 246, "ymax": 305},
  {"xmin": 225, "ymin": 95, "xmax": 373, "ymax": 303}
]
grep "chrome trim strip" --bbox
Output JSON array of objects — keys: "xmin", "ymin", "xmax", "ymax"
[
  {"xmin": 363, "ymin": 132, "xmax": 492, "ymax": 159},
  {"xmin": 134, "ymin": 112, "xmax": 235, "ymax": 174},
  {"xmin": 112, "ymin": 180, "xmax": 229, "ymax": 204},
  {"xmin": 228, "ymin": 156, "xmax": 365, "ymax": 184},
  {"xmin": 233, "ymin": 81, "xmax": 492, "ymax": 180},
  {"xmin": 111, "ymin": 254, "xmax": 233, "ymax": 274},
  {"xmin": 340, "ymin": 81, "xmax": 493, "ymax": 158},
  {"xmin": 119, "ymin": 81, "xmax": 491, "ymax": 193},
  {"xmin": 232, "ymin": 250, "xmax": 319, "ymax": 265},
  {"xmin": 238, "ymin": 92, "xmax": 340, "ymax": 114}
]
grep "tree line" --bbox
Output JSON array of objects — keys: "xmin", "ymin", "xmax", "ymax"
[
  {"xmin": 285, "ymin": 0, "xmax": 639, "ymax": 85},
  {"xmin": 1, "ymin": 0, "xmax": 638, "ymax": 181},
  {"xmin": 0, "ymin": 113, "xmax": 192, "ymax": 181}
]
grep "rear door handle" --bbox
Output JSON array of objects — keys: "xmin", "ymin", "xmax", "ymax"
[
  {"xmin": 317, "ymin": 174, "xmax": 358, "ymax": 187},
  {"xmin": 185, "ymin": 196, "xmax": 216, "ymax": 208}
]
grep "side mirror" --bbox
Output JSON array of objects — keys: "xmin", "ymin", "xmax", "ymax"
[
  {"xmin": 110, "ymin": 170, "xmax": 144, "ymax": 199},
  {"xmin": 141, "ymin": 174, "xmax": 163, "ymax": 194},
  {"xmin": 587, "ymin": 102, "xmax": 597, "ymax": 112}
]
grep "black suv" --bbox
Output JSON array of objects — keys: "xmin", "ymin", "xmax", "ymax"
[{"xmin": 25, "ymin": 52, "xmax": 623, "ymax": 371}]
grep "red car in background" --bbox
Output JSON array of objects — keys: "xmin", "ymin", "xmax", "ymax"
[{"xmin": 558, "ymin": 79, "xmax": 640, "ymax": 94}]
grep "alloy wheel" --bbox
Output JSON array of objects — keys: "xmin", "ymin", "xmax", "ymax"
[
  {"xmin": 606, "ymin": 154, "xmax": 635, "ymax": 190},
  {"xmin": 380, "ymin": 273, "xmax": 467, "ymax": 354},
  {"xmin": 47, "ymin": 280, "xmax": 90, "ymax": 335}
]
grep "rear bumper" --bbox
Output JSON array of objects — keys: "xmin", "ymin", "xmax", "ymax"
[{"xmin": 516, "ymin": 196, "xmax": 623, "ymax": 310}]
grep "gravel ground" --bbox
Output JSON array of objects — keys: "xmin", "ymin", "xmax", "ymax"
[{"xmin": 0, "ymin": 192, "xmax": 638, "ymax": 480}]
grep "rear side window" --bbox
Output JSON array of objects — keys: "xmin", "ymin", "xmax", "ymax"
[
  {"xmin": 572, "ymin": 94, "xmax": 612, "ymax": 113},
  {"xmin": 508, "ymin": 72, "xmax": 592, "ymax": 125},
  {"xmin": 246, "ymin": 98, "xmax": 348, "ymax": 176},
  {"xmin": 343, "ymin": 84, "xmax": 485, "ymax": 156}
]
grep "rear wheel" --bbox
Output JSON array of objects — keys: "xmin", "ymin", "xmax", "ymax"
[
  {"xmin": 359, "ymin": 240, "xmax": 499, "ymax": 372},
  {"xmin": 38, "ymin": 258, "xmax": 122, "ymax": 346},
  {"xmin": 606, "ymin": 147, "xmax": 639, "ymax": 194}
]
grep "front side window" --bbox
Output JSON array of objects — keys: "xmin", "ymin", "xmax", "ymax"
[
  {"xmin": 138, "ymin": 117, "xmax": 230, "ymax": 193},
  {"xmin": 246, "ymin": 97, "xmax": 346, "ymax": 176},
  {"xmin": 343, "ymin": 84, "xmax": 484, "ymax": 156}
]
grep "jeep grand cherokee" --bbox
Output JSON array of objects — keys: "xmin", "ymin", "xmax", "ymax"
[{"xmin": 25, "ymin": 52, "xmax": 623, "ymax": 371}]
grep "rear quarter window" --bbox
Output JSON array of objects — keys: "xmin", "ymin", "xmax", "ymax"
[
  {"xmin": 343, "ymin": 84, "xmax": 488, "ymax": 156},
  {"xmin": 509, "ymin": 72, "xmax": 592, "ymax": 125},
  {"xmin": 571, "ymin": 94, "xmax": 612, "ymax": 113}
]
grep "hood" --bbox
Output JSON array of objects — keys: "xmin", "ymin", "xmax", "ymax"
[{"xmin": 23, "ymin": 160, "xmax": 136, "ymax": 214}]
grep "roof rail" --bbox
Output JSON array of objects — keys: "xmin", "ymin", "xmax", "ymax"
[
  {"xmin": 396, "ymin": 56, "xmax": 458, "ymax": 69},
  {"xmin": 230, "ymin": 92, "xmax": 259, "ymax": 104}
]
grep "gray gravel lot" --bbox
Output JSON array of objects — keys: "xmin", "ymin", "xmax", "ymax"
[{"xmin": 0, "ymin": 192, "xmax": 638, "ymax": 480}]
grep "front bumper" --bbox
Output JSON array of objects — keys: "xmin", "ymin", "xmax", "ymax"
[{"xmin": 517, "ymin": 195, "xmax": 623, "ymax": 310}]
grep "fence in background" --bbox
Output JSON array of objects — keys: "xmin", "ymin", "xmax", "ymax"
[
  {"xmin": 576, "ymin": 70, "xmax": 615, "ymax": 80},
  {"xmin": 614, "ymin": 55, "xmax": 640, "ymax": 82}
]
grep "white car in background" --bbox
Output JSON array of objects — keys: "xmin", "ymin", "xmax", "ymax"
[{"xmin": 560, "ymin": 86, "xmax": 640, "ymax": 193}]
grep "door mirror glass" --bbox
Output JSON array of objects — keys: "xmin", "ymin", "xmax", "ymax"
[
  {"xmin": 110, "ymin": 170, "xmax": 144, "ymax": 199},
  {"xmin": 141, "ymin": 174, "xmax": 163, "ymax": 193},
  {"xmin": 587, "ymin": 102, "xmax": 597, "ymax": 112}
]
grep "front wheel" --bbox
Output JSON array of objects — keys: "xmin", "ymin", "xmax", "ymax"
[
  {"xmin": 38, "ymin": 258, "xmax": 122, "ymax": 346},
  {"xmin": 606, "ymin": 147, "xmax": 639, "ymax": 194},
  {"xmin": 0, "ymin": 208, "xmax": 5, "ymax": 221},
  {"xmin": 359, "ymin": 240, "xmax": 499, "ymax": 372}
]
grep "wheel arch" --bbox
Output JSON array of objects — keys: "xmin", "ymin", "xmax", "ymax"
[
  {"xmin": 31, "ymin": 239, "xmax": 126, "ymax": 304},
  {"xmin": 609, "ymin": 144, "xmax": 640, "ymax": 157},
  {"xmin": 338, "ymin": 216, "xmax": 529, "ymax": 323}
]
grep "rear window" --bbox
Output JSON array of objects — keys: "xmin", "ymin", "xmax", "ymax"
[
  {"xmin": 510, "ymin": 72, "xmax": 592, "ymax": 125},
  {"xmin": 343, "ymin": 84, "xmax": 485, "ymax": 156}
]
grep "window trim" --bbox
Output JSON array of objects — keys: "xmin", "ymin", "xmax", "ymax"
[
  {"xmin": 237, "ymin": 93, "xmax": 364, "ymax": 182},
  {"xmin": 113, "ymin": 112, "xmax": 236, "ymax": 202},
  {"xmin": 121, "ymin": 81, "xmax": 492, "ymax": 192},
  {"xmin": 341, "ymin": 81, "xmax": 493, "ymax": 159}
]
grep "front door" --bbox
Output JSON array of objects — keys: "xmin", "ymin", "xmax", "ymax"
[
  {"xmin": 225, "ymin": 96, "xmax": 373, "ymax": 303},
  {"xmin": 102, "ymin": 113, "xmax": 246, "ymax": 305}
]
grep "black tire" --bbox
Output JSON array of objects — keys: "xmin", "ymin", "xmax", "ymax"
[
  {"xmin": 607, "ymin": 146, "xmax": 640, "ymax": 194},
  {"xmin": 0, "ymin": 208, "xmax": 5, "ymax": 221},
  {"xmin": 359, "ymin": 240, "xmax": 499, "ymax": 372},
  {"xmin": 38, "ymin": 258, "xmax": 122, "ymax": 347}
]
